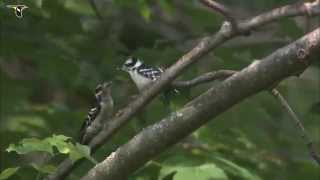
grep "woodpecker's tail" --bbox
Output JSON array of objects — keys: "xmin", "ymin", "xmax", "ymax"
[{"xmin": 161, "ymin": 87, "xmax": 179, "ymax": 113}]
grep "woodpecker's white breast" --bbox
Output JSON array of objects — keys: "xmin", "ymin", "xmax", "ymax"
[{"xmin": 128, "ymin": 70, "xmax": 153, "ymax": 90}]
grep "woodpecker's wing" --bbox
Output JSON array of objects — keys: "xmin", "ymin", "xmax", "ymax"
[
  {"xmin": 137, "ymin": 64, "xmax": 163, "ymax": 81},
  {"xmin": 79, "ymin": 92, "xmax": 102, "ymax": 143},
  {"xmin": 15, "ymin": 6, "xmax": 23, "ymax": 18},
  {"xmin": 79, "ymin": 104, "xmax": 101, "ymax": 141}
]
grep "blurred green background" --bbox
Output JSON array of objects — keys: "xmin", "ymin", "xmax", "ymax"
[{"xmin": 0, "ymin": 0, "xmax": 319, "ymax": 179}]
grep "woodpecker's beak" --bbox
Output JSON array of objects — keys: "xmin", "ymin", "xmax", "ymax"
[{"xmin": 119, "ymin": 65, "xmax": 128, "ymax": 72}]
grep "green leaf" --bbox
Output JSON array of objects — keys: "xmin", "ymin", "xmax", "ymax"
[
  {"xmin": 138, "ymin": 0, "xmax": 151, "ymax": 21},
  {"xmin": 159, "ymin": 165, "xmax": 185, "ymax": 180},
  {"xmin": 52, "ymin": 134, "xmax": 71, "ymax": 141},
  {"xmin": 31, "ymin": 164, "xmax": 57, "ymax": 174},
  {"xmin": 6, "ymin": 135, "xmax": 73, "ymax": 156},
  {"xmin": 6, "ymin": 138, "xmax": 53, "ymax": 155},
  {"xmin": 69, "ymin": 143, "xmax": 97, "ymax": 164},
  {"xmin": 175, "ymin": 164, "xmax": 228, "ymax": 180},
  {"xmin": 214, "ymin": 157, "xmax": 261, "ymax": 180},
  {"xmin": 44, "ymin": 134, "xmax": 71, "ymax": 154},
  {"xmin": 75, "ymin": 143, "xmax": 91, "ymax": 158},
  {"xmin": 0, "ymin": 167, "xmax": 19, "ymax": 180},
  {"xmin": 160, "ymin": 164, "xmax": 228, "ymax": 180},
  {"xmin": 6, "ymin": 134, "xmax": 96, "ymax": 165}
]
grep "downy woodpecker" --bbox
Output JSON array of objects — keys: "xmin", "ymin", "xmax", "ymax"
[
  {"xmin": 121, "ymin": 57, "xmax": 178, "ymax": 110},
  {"xmin": 79, "ymin": 82, "xmax": 113, "ymax": 144},
  {"xmin": 121, "ymin": 57, "xmax": 164, "ymax": 90}
]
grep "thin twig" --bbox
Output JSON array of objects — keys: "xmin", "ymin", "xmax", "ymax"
[
  {"xmin": 270, "ymin": 88, "xmax": 320, "ymax": 165},
  {"xmin": 199, "ymin": 0, "xmax": 238, "ymax": 31},
  {"xmin": 172, "ymin": 70, "xmax": 236, "ymax": 88}
]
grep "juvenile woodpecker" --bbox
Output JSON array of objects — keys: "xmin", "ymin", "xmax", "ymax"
[{"xmin": 79, "ymin": 82, "xmax": 113, "ymax": 144}]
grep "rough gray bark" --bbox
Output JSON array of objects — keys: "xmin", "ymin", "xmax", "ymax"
[{"xmin": 80, "ymin": 28, "xmax": 320, "ymax": 180}]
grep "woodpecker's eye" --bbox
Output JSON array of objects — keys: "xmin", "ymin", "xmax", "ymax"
[
  {"xmin": 124, "ymin": 59, "xmax": 132, "ymax": 66},
  {"xmin": 124, "ymin": 57, "xmax": 137, "ymax": 67},
  {"xmin": 95, "ymin": 84, "xmax": 103, "ymax": 94}
]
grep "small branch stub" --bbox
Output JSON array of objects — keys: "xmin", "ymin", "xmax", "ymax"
[{"xmin": 199, "ymin": 0, "xmax": 238, "ymax": 31}]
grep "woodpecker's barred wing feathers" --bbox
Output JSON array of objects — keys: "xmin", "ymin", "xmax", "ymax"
[
  {"xmin": 137, "ymin": 64, "xmax": 163, "ymax": 81},
  {"xmin": 84, "ymin": 105, "xmax": 100, "ymax": 125},
  {"xmin": 16, "ymin": 6, "xmax": 23, "ymax": 17},
  {"xmin": 79, "ymin": 82, "xmax": 113, "ymax": 144},
  {"xmin": 79, "ymin": 86, "xmax": 103, "ymax": 143}
]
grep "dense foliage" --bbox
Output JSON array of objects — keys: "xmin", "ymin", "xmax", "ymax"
[{"xmin": 0, "ymin": 0, "xmax": 319, "ymax": 179}]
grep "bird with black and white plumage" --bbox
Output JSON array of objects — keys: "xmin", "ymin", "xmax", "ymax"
[
  {"xmin": 121, "ymin": 57, "xmax": 179, "ymax": 110},
  {"xmin": 121, "ymin": 57, "xmax": 164, "ymax": 90},
  {"xmin": 79, "ymin": 82, "xmax": 114, "ymax": 144},
  {"xmin": 6, "ymin": 5, "xmax": 28, "ymax": 18}
]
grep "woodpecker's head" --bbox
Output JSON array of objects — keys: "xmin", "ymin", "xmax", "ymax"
[
  {"xmin": 121, "ymin": 57, "xmax": 142, "ymax": 72},
  {"xmin": 94, "ymin": 82, "xmax": 113, "ymax": 103}
]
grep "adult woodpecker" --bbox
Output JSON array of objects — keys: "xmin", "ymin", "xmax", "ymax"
[{"xmin": 121, "ymin": 57, "xmax": 178, "ymax": 110}]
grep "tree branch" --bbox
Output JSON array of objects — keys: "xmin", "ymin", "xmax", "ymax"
[
  {"xmin": 270, "ymin": 88, "xmax": 320, "ymax": 165},
  {"xmin": 172, "ymin": 70, "xmax": 236, "ymax": 88},
  {"xmin": 199, "ymin": 0, "xmax": 238, "ymax": 31},
  {"xmin": 44, "ymin": 1, "xmax": 320, "ymax": 179},
  {"xmin": 80, "ymin": 28, "xmax": 320, "ymax": 180}
]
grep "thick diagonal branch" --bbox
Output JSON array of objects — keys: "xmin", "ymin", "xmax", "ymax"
[
  {"xmin": 80, "ymin": 28, "xmax": 320, "ymax": 180},
  {"xmin": 270, "ymin": 89, "xmax": 320, "ymax": 165}
]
